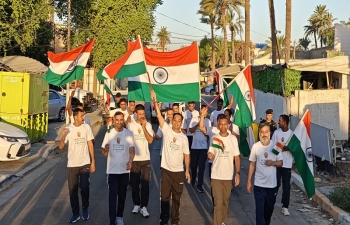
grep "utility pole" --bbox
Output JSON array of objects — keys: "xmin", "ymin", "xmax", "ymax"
[{"xmin": 65, "ymin": 0, "xmax": 71, "ymax": 125}]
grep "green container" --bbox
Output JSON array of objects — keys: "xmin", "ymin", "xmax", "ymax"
[{"xmin": 0, "ymin": 72, "xmax": 49, "ymax": 141}]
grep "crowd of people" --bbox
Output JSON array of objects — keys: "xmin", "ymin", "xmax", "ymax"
[{"xmin": 58, "ymin": 90, "xmax": 295, "ymax": 225}]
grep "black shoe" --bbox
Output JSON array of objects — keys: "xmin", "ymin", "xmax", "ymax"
[
  {"xmin": 159, "ymin": 219, "xmax": 168, "ymax": 225},
  {"xmin": 197, "ymin": 186, "xmax": 204, "ymax": 193}
]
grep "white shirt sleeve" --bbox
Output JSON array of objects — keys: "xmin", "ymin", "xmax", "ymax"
[
  {"xmin": 249, "ymin": 144, "xmax": 257, "ymax": 162},
  {"xmin": 86, "ymin": 125, "xmax": 94, "ymax": 141},
  {"xmin": 232, "ymin": 124, "xmax": 240, "ymax": 135},
  {"xmin": 126, "ymin": 130, "xmax": 135, "ymax": 148},
  {"xmin": 101, "ymin": 132, "xmax": 109, "ymax": 148},
  {"xmin": 183, "ymin": 137, "xmax": 190, "ymax": 154},
  {"xmin": 145, "ymin": 122, "xmax": 154, "ymax": 136}
]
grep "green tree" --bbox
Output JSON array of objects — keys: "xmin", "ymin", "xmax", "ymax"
[
  {"xmin": 156, "ymin": 26, "xmax": 171, "ymax": 52},
  {"xmin": 304, "ymin": 18, "xmax": 318, "ymax": 49},
  {"xmin": 227, "ymin": 9, "xmax": 244, "ymax": 63},
  {"xmin": 340, "ymin": 18, "xmax": 350, "ymax": 25},
  {"xmin": 199, "ymin": 43, "xmax": 213, "ymax": 69},
  {"xmin": 263, "ymin": 35, "xmax": 286, "ymax": 58},
  {"xmin": 0, "ymin": 0, "xmax": 53, "ymax": 55},
  {"xmin": 297, "ymin": 37, "xmax": 311, "ymax": 50},
  {"xmin": 215, "ymin": 37, "xmax": 225, "ymax": 66}
]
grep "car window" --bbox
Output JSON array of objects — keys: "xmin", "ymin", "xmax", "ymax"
[{"xmin": 49, "ymin": 91, "xmax": 60, "ymax": 100}]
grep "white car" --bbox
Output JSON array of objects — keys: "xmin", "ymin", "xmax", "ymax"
[
  {"xmin": 204, "ymin": 84, "xmax": 215, "ymax": 95},
  {"xmin": 0, "ymin": 122, "xmax": 31, "ymax": 161}
]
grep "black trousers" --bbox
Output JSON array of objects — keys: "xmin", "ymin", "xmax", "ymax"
[
  {"xmin": 107, "ymin": 173, "xmax": 129, "ymax": 225},
  {"xmin": 130, "ymin": 160, "xmax": 150, "ymax": 207},
  {"xmin": 190, "ymin": 149, "xmax": 207, "ymax": 187},
  {"xmin": 208, "ymin": 162, "xmax": 214, "ymax": 207},
  {"xmin": 160, "ymin": 168, "xmax": 185, "ymax": 225},
  {"xmin": 67, "ymin": 164, "xmax": 90, "ymax": 216},
  {"xmin": 276, "ymin": 167, "xmax": 291, "ymax": 208},
  {"xmin": 254, "ymin": 185, "xmax": 276, "ymax": 225},
  {"xmin": 187, "ymin": 136, "xmax": 193, "ymax": 150}
]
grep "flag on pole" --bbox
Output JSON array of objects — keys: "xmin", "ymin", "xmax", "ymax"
[
  {"xmin": 286, "ymin": 109, "xmax": 315, "ymax": 197},
  {"xmin": 128, "ymin": 42, "xmax": 200, "ymax": 102},
  {"xmin": 227, "ymin": 65, "xmax": 256, "ymax": 157},
  {"xmin": 215, "ymin": 70, "xmax": 230, "ymax": 108},
  {"xmin": 103, "ymin": 81, "xmax": 117, "ymax": 108},
  {"xmin": 98, "ymin": 38, "xmax": 147, "ymax": 80},
  {"xmin": 272, "ymin": 142, "xmax": 284, "ymax": 155},
  {"xmin": 44, "ymin": 39, "xmax": 95, "ymax": 85},
  {"xmin": 212, "ymin": 137, "xmax": 225, "ymax": 151}
]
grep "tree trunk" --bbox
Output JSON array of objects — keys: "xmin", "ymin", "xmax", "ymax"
[
  {"xmin": 244, "ymin": 0, "xmax": 250, "ymax": 66},
  {"xmin": 268, "ymin": 0, "xmax": 277, "ymax": 64},
  {"xmin": 314, "ymin": 31, "xmax": 317, "ymax": 49},
  {"xmin": 285, "ymin": 0, "xmax": 291, "ymax": 62},
  {"xmin": 222, "ymin": 3, "xmax": 228, "ymax": 66},
  {"xmin": 231, "ymin": 29, "xmax": 236, "ymax": 63},
  {"xmin": 211, "ymin": 22, "xmax": 216, "ymax": 72}
]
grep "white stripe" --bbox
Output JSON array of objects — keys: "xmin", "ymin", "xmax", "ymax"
[
  {"xmin": 48, "ymin": 52, "xmax": 90, "ymax": 75},
  {"xmin": 234, "ymin": 72, "xmax": 256, "ymax": 120},
  {"xmin": 128, "ymin": 63, "xmax": 199, "ymax": 84},
  {"xmin": 124, "ymin": 48, "xmax": 143, "ymax": 65},
  {"xmin": 294, "ymin": 121, "xmax": 313, "ymax": 175}
]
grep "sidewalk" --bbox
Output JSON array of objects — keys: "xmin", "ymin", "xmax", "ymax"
[{"xmin": 0, "ymin": 109, "xmax": 104, "ymax": 192}]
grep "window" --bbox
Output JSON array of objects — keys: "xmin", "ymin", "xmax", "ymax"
[{"xmin": 49, "ymin": 91, "xmax": 59, "ymax": 100}]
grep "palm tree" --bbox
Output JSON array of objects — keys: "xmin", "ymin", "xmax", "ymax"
[
  {"xmin": 156, "ymin": 26, "xmax": 171, "ymax": 52},
  {"xmin": 199, "ymin": 43, "xmax": 213, "ymax": 69},
  {"xmin": 268, "ymin": 0, "xmax": 277, "ymax": 64},
  {"xmin": 198, "ymin": 0, "xmax": 218, "ymax": 71},
  {"xmin": 285, "ymin": 0, "xmax": 292, "ymax": 62},
  {"xmin": 227, "ymin": 9, "xmax": 244, "ymax": 63},
  {"xmin": 244, "ymin": 0, "xmax": 250, "ymax": 65},
  {"xmin": 297, "ymin": 37, "xmax": 311, "ymax": 50},
  {"xmin": 304, "ymin": 18, "xmax": 318, "ymax": 49},
  {"xmin": 215, "ymin": 38, "xmax": 225, "ymax": 66},
  {"xmin": 263, "ymin": 35, "xmax": 286, "ymax": 58}
]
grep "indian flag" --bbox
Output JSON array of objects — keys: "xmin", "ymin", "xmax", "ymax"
[
  {"xmin": 286, "ymin": 109, "xmax": 315, "ymax": 197},
  {"xmin": 272, "ymin": 141, "xmax": 284, "ymax": 155},
  {"xmin": 228, "ymin": 65, "xmax": 256, "ymax": 157},
  {"xmin": 212, "ymin": 137, "xmax": 225, "ymax": 151},
  {"xmin": 98, "ymin": 38, "xmax": 147, "ymax": 80},
  {"xmin": 215, "ymin": 70, "xmax": 230, "ymax": 108},
  {"xmin": 128, "ymin": 42, "xmax": 200, "ymax": 102},
  {"xmin": 103, "ymin": 81, "xmax": 117, "ymax": 108},
  {"xmin": 44, "ymin": 39, "xmax": 95, "ymax": 85}
]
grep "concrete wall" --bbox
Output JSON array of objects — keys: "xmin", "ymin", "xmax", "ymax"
[
  {"xmin": 335, "ymin": 24, "xmax": 350, "ymax": 56},
  {"xmin": 310, "ymin": 46, "xmax": 333, "ymax": 59},
  {"xmin": 254, "ymin": 88, "xmax": 349, "ymax": 140},
  {"xmin": 83, "ymin": 68, "xmax": 95, "ymax": 93}
]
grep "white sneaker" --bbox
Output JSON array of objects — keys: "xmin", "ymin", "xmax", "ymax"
[
  {"xmin": 281, "ymin": 207, "xmax": 290, "ymax": 216},
  {"xmin": 116, "ymin": 217, "xmax": 124, "ymax": 225},
  {"xmin": 140, "ymin": 206, "xmax": 150, "ymax": 218},
  {"xmin": 132, "ymin": 205, "xmax": 140, "ymax": 214}
]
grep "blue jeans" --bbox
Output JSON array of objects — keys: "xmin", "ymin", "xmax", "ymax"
[
  {"xmin": 254, "ymin": 185, "xmax": 276, "ymax": 225},
  {"xmin": 276, "ymin": 167, "xmax": 291, "ymax": 208}
]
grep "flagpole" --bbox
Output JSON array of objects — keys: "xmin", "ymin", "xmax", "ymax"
[
  {"xmin": 65, "ymin": 0, "xmax": 71, "ymax": 125},
  {"xmin": 137, "ymin": 35, "xmax": 157, "ymax": 109}
]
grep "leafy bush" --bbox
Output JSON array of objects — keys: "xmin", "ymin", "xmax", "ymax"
[{"xmin": 329, "ymin": 185, "xmax": 350, "ymax": 212}]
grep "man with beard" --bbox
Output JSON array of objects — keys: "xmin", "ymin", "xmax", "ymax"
[
  {"xmin": 151, "ymin": 90, "xmax": 190, "ymax": 225},
  {"xmin": 247, "ymin": 123, "xmax": 283, "ymax": 225}
]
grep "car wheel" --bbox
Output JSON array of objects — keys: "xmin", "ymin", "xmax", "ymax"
[
  {"xmin": 210, "ymin": 89, "xmax": 214, "ymax": 95},
  {"xmin": 57, "ymin": 108, "xmax": 66, "ymax": 122}
]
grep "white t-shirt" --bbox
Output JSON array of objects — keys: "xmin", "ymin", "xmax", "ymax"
[
  {"xmin": 249, "ymin": 141, "xmax": 283, "ymax": 188},
  {"xmin": 101, "ymin": 128, "xmax": 134, "ymax": 174},
  {"xmin": 127, "ymin": 121, "xmax": 153, "ymax": 161},
  {"xmin": 160, "ymin": 123, "xmax": 190, "ymax": 172},
  {"xmin": 156, "ymin": 123, "xmax": 172, "ymax": 156},
  {"xmin": 64, "ymin": 123, "xmax": 94, "ymax": 167},
  {"xmin": 208, "ymin": 133, "xmax": 240, "ymax": 180},
  {"xmin": 206, "ymin": 127, "xmax": 228, "ymax": 163},
  {"xmin": 229, "ymin": 123, "xmax": 240, "ymax": 135},
  {"xmin": 271, "ymin": 128, "xmax": 294, "ymax": 168},
  {"xmin": 70, "ymin": 114, "xmax": 92, "ymax": 127},
  {"xmin": 210, "ymin": 109, "xmax": 225, "ymax": 127},
  {"xmin": 182, "ymin": 109, "xmax": 199, "ymax": 136},
  {"xmin": 190, "ymin": 117, "xmax": 211, "ymax": 149},
  {"xmin": 110, "ymin": 108, "xmax": 129, "ymax": 122}
]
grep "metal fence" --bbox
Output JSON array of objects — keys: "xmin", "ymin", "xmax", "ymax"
[{"xmin": 289, "ymin": 115, "xmax": 333, "ymax": 164}]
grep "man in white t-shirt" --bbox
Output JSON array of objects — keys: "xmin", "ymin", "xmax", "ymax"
[
  {"xmin": 181, "ymin": 101, "xmax": 199, "ymax": 148},
  {"xmin": 151, "ymin": 90, "xmax": 190, "ymax": 225},
  {"xmin": 155, "ymin": 108, "xmax": 174, "ymax": 163},
  {"xmin": 188, "ymin": 105, "xmax": 211, "ymax": 193},
  {"xmin": 209, "ymin": 97, "xmax": 233, "ymax": 127},
  {"xmin": 272, "ymin": 114, "xmax": 294, "ymax": 216},
  {"xmin": 125, "ymin": 100, "xmax": 136, "ymax": 126},
  {"xmin": 126, "ymin": 104, "xmax": 154, "ymax": 218},
  {"xmin": 247, "ymin": 123, "xmax": 283, "ymax": 225},
  {"xmin": 66, "ymin": 89, "xmax": 91, "ymax": 127},
  {"xmin": 58, "ymin": 108, "xmax": 95, "ymax": 223},
  {"xmin": 101, "ymin": 112, "xmax": 135, "ymax": 225},
  {"xmin": 224, "ymin": 108, "xmax": 240, "ymax": 140},
  {"xmin": 102, "ymin": 98, "xmax": 129, "ymax": 124},
  {"xmin": 208, "ymin": 114, "xmax": 240, "ymax": 225}
]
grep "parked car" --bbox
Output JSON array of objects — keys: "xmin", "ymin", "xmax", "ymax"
[
  {"xmin": 0, "ymin": 122, "xmax": 31, "ymax": 161},
  {"xmin": 204, "ymin": 84, "xmax": 216, "ymax": 95},
  {"xmin": 48, "ymin": 89, "xmax": 66, "ymax": 121}
]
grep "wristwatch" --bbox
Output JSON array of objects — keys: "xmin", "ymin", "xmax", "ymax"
[{"xmin": 236, "ymin": 171, "xmax": 240, "ymax": 175}]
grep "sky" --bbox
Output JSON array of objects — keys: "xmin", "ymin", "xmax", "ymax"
[{"xmin": 153, "ymin": 0, "xmax": 350, "ymax": 50}]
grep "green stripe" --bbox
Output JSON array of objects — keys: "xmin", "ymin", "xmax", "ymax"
[
  {"xmin": 115, "ymin": 61, "xmax": 147, "ymax": 79},
  {"xmin": 128, "ymin": 81, "xmax": 200, "ymax": 102},
  {"xmin": 229, "ymin": 82, "xmax": 253, "ymax": 127},
  {"xmin": 97, "ymin": 69, "xmax": 105, "ymax": 81},
  {"xmin": 272, "ymin": 149, "xmax": 280, "ymax": 155},
  {"xmin": 211, "ymin": 143, "xmax": 223, "ymax": 150},
  {"xmin": 287, "ymin": 135, "xmax": 315, "ymax": 197},
  {"xmin": 234, "ymin": 108, "xmax": 250, "ymax": 157},
  {"xmin": 44, "ymin": 66, "xmax": 84, "ymax": 85}
]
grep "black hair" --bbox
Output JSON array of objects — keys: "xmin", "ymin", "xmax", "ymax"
[
  {"xmin": 216, "ymin": 113, "xmax": 226, "ymax": 122},
  {"xmin": 115, "ymin": 92, "xmax": 121, "ymax": 97},
  {"xmin": 73, "ymin": 108, "xmax": 84, "ymax": 117},
  {"xmin": 114, "ymin": 111, "xmax": 124, "ymax": 117},
  {"xmin": 77, "ymin": 103, "xmax": 84, "ymax": 107},
  {"xmin": 129, "ymin": 100, "xmax": 135, "ymax": 104},
  {"xmin": 173, "ymin": 112, "xmax": 183, "ymax": 120},
  {"xmin": 119, "ymin": 98, "xmax": 127, "ymax": 104},
  {"xmin": 217, "ymin": 99, "xmax": 224, "ymax": 104},
  {"xmin": 258, "ymin": 122, "xmax": 271, "ymax": 132},
  {"xmin": 280, "ymin": 114, "xmax": 289, "ymax": 125},
  {"xmin": 135, "ymin": 104, "xmax": 145, "ymax": 113},
  {"xmin": 224, "ymin": 108, "xmax": 232, "ymax": 116},
  {"xmin": 172, "ymin": 103, "xmax": 179, "ymax": 107},
  {"xmin": 201, "ymin": 104, "xmax": 207, "ymax": 109},
  {"xmin": 187, "ymin": 101, "xmax": 195, "ymax": 104}
]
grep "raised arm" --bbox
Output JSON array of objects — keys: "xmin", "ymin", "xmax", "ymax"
[
  {"xmin": 151, "ymin": 90, "xmax": 165, "ymax": 128},
  {"xmin": 199, "ymin": 107, "xmax": 208, "ymax": 134},
  {"xmin": 66, "ymin": 89, "xmax": 76, "ymax": 116},
  {"xmin": 226, "ymin": 96, "xmax": 234, "ymax": 110},
  {"xmin": 101, "ymin": 98, "xmax": 111, "ymax": 115}
]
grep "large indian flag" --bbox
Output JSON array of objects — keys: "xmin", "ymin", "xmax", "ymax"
[
  {"xmin": 97, "ymin": 38, "xmax": 147, "ymax": 80},
  {"xmin": 44, "ymin": 39, "xmax": 95, "ymax": 85},
  {"xmin": 128, "ymin": 42, "xmax": 200, "ymax": 102},
  {"xmin": 286, "ymin": 109, "xmax": 315, "ymax": 197},
  {"xmin": 103, "ymin": 80, "xmax": 118, "ymax": 108},
  {"xmin": 215, "ymin": 70, "xmax": 230, "ymax": 108},
  {"xmin": 228, "ymin": 65, "xmax": 256, "ymax": 157}
]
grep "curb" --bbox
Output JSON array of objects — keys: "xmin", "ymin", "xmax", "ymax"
[
  {"xmin": 291, "ymin": 172, "xmax": 350, "ymax": 224},
  {"xmin": 0, "ymin": 120, "xmax": 102, "ymax": 192}
]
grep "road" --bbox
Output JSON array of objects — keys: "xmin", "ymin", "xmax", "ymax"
[{"xmin": 0, "ymin": 122, "xmax": 333, "ymax": 225}]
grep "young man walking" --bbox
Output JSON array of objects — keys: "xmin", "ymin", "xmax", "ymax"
[
  {"xmin": 209, "ymin": 97, "xmax": 233, "ymax": 127},
  {"xmin": 181, "ymin": 101, "xmax": 199, "ymax": 147},
  {"xmin": 208, "ymin": 114, "xmax": 240, "ymax": 225},
  {"xmin": 260, "ymin": 109, "xmax": 277, "ymax": 138},
  {"xmin": 155, "ymin": 108, "xmax": 174, "ymax": 163},
  {"xmin": 272, "ymin": 114, "xmax": 294, "ymax": 216},
  {"xmin": 59, "ymin": 108, "xmax": 95, "ymax": 223},
  {"xmin": 247, "ymin": 123, "xmax": 283, "ymax": 225},
  {"xmin": 102, "ymin": 112, "xmax": 135, "ymax": 225},
  {"xmin": 151, "ymin": 90, "xmax": 190, "ymax": 225},
  {"xmin": 127, "ymin": 104, "xmax": 154, "ymax": 217}
]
